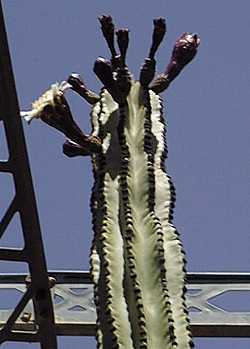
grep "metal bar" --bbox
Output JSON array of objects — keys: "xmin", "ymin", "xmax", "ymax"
[
  {"xmin": 0, "ymin": 197, "xmax": 17, "ymax": 237},
  {"xmin": 41, "ymin": 271, "xmax": 250, "ymax": 284},
  {"xmin": 0, "ymin": 248, "xmax": 27, "ymax": 261},
  {"xmin": 0, "ymin": 2, "xmax": 57, "ymax": 348},
  {"xmin": 1, "ymin": 271, "xmax": 250, "ymax": 338},
  {"xmin": 0, "ymin": 160, "xmax": 11, "ymax": 172},
  {"xmin": 4, "ymin": 331, "xmax": 39, "ymax": 342},
  {"xmin": 187, "ymin": 272, "xmax": 250, "ymax": 284}
]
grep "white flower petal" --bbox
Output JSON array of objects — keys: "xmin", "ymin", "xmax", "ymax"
[
  {"xmin": 20, "ymin": 110, "xmax": 38, "ymax": 123},
  {"xmin": 21, "ymin": 81, "xmax": 68, "ymax": 124},
  {"xmin": 59, "ymin": 80, "xmax": 72, "ymax": 92}
]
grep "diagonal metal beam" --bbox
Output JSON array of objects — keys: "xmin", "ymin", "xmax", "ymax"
[
  {"xmin": 0, "ymin": 286, "xmax": 33, "ymax": 344},
  {"xmin": 1, "ymin": 271, "xmax": 250, "ymax": 339},
  {"xmin": 0, "ymin": 197, "xmax": 18, "ymax": 237},
  {"xmin": 0, "ymin": 1, "xmax": 57, "ymax": 348}
]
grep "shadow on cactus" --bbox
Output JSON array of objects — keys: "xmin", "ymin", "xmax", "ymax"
[{"xmin": 22, "ymin": 15, "xmax": 200, "ymax": 349}]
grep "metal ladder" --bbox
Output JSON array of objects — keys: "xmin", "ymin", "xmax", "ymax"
[{"xmin": 0, "ymin": 1, "xmax": 57, "ymax": 347}]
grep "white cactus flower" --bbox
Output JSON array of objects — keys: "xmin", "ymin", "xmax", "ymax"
[{"xmin": 20, "ymin": 81, "xmax": 71, "ymax": 124}]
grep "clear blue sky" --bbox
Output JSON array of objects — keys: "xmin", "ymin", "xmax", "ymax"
[{"xmin": 1, "ymin": 1, "xmax": 250, "ymax": 348}]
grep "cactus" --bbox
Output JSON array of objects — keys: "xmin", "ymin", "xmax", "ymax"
[{"xmin": 22, "ymin": 16, "xmax": 200, "ymax": 349}]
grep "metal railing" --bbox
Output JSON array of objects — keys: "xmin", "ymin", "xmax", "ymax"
[{"xmin": 1, "ymin": 271, "xmax": 250, "ymax": 339}]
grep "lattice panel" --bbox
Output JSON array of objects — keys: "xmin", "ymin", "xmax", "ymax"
[{"xmin": 1, "ymin": 272, "xmax": 250, "ymax": 338}]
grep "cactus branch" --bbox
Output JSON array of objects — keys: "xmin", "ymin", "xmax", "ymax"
[
  {"xmin": 139, "ymin": 58, "xmax": 156, "ymax": 87},
  {"xmin": 63, "ymin": 138, "xmax": 101, "ymax": 157},
  {"xmin": 93, "ymin": 57, "xmax": 121, "ymax": 103},
  {"xmin": 67, "ymin": 74, "xmax": 100, "ymax": 105}
]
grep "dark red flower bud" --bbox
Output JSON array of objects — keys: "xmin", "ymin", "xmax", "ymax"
[
  {"xmin": 162, "ymin": 33, "xmax": 200, "ymax": 85},
  {"xmin": 170, "ymin": 33, "xmax": 200, "ymax": 69},
  {"xmin": 94, "ymin": 57, "xmax": 114, "ymax": 87},
  {"xmin": 153, "ymin": 18, "xmax": 166, "ymax": 35},
  {"xmin": 99, "ymin": 15, "xmax": 117, "ymax": 58},
  {"xmin": 116, "ymin": 29, "xmax": 129, "ymax": 62},
  {"xmin": 99, "ymin": 15, "xmax": 114, "ymax": 38},
  {"xmin": 149, "ymin": 18, "xmax": 166, "ymax": 59},
  {"xmin": 150, "ymin": 33, "xmax": 200, "ymax": 93}
]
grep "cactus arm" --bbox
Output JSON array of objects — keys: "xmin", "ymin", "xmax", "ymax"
[
  {"xmin": 118, "ymin": 82, "xmax": 174, "ymax": 349},
  {"xmin": 149, "ymin": 90, "xmax": 193, "ymax": 348},
  {"xmin": 67, "ymin": 74, "xmax": 100, "ymax": 105},
  {"xmin": 97, "ymin": 170, "xmax": 133, "ymax": 349},
  {"xmin": 90, "ymin": 90, "xmax": 134, "ymax": 349}
]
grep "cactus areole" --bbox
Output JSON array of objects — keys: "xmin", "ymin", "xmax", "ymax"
[{"xmin": 22, "ymin": 16, "xmax": 200, "ymax": 349}]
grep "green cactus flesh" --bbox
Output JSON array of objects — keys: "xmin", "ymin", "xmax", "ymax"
[{"xmin": 90, "ymin": 81, "xmax": 192, "ymax": 349}]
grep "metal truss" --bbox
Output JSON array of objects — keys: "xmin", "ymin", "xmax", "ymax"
[
  {"xmin": 1, "ymin": 271, "xmax": 250, "ymax": 340},
  {"xmin": 0, "ymin": 1, "xmax": 57, "ymax": 347}
]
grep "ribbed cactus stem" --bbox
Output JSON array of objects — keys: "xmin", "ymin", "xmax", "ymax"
[
  {"xmin": 150, "ymin": 91, "xmax": 193, "ymax": 348},
  {"xmin": 90, "ymin": 90, "xmax": 134, "ymax": 349},
  {"xmin": 89, "ymin": 82, "xmax": 193, "ymax": 349}
]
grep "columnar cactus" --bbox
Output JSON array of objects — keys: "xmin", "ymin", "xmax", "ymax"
[{"xmin": 22, "ymin": 16, "xmax": 200, "ymax": 349}]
